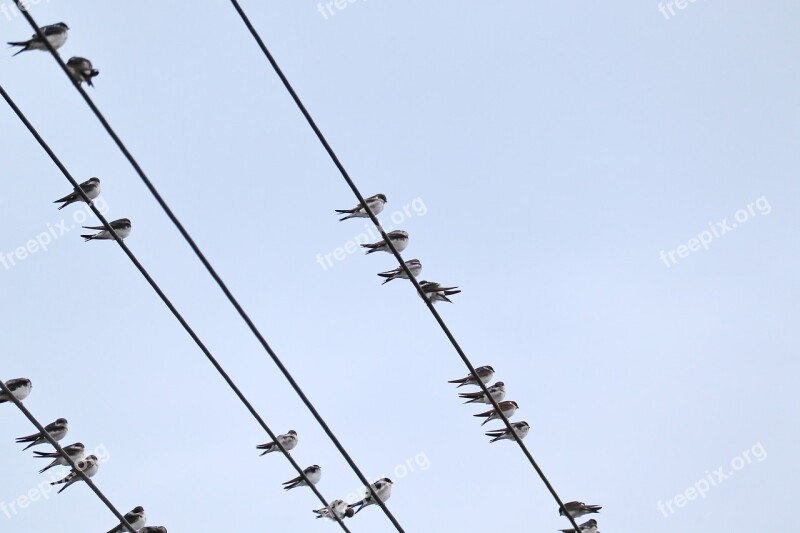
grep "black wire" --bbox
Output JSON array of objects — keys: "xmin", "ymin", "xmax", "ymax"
[
  {"xmin": 226, "ymin": 2, "xmax": 586, "ymax": 530},
  {"xmin": 0, "ymin": 83, "xmax": 351, "ymax": 533},
  {"xmin": 0, "ymin": 380, "xmax": 137, "ymax": 533},
  {"xmin": 9, "ymin": 3, "xmax": 406, "ymax": 530}
]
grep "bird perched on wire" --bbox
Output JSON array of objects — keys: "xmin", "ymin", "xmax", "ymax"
[
  {"xmin": 459, "ymin": 382, "xmax": 505, "ymax": 404},
  {"xmin": 448, "ymin": 366, "xmax": 494, "ymax": 388},
  {"xmin": 16, "ymin": 418, "xmax": 68, "ymax": 450},
  {"xmin": 335, "ymin": 193, "xmax": 387, "ymax": 221},
  {"xmin": 485, "ymin": 421, "xmax": 530, "ymax": 443},
  {"xmin": 559, "ymin": 501, "xmax": 602, "ymax": 518},
  {"xmin": 283, "ymin": 465, "xmax": 321, "ymax": 490},
  {"xmin": 313, "ymin": 499, "xmax": 354, "ymax": 521},
  {"xmin": 106, "ymin": 506, "xmax": 146, "ymax": 533},
  {"xmin": 419, "ymin": 280, "xmax": 461, "ymax": 304},
  {"xmin": 349, "ymin": 478, "xmax": 393, "ymax": 515},
  {"xmin": 559, "ymin": 518, "xmax": 598, "ymax": 533},
  {"xmin": 362, "ymin": 230, "xmax": 408, "ymax": 254},
  {"xmin": 81, "ymin": 218, "xmax": 131, "ymax": 241},
  {"xmin": 377, "ymin": 259, "xmax": 422, "ymax": 284},
  {"xmin": 0, "ymin": 378, "xmax": 32, "ymax": 403},
  {"xmin": 51, "ymin": 455, "xmax": 99, "ymax": 494},
  {"xmin": 473, "ymin": 400, "xmax": 519, "ymax": 426},
  {"xmin": 53, "ymin": 177, "xmax": 100, "ymax": 210},
  {"xmin": 257, "ymin": 430, "xmax": 297, "ymax": 456},
  {"xmin": 66, "ymin": 57, "xmax": 99, "ymax": 87},
  {"xmin": 8, "ymin": 22, "xmax": 69, "ymax": 56},
  {"xmin": 33, "ymin": 442, "xmax": 85, "ymax": 474}
]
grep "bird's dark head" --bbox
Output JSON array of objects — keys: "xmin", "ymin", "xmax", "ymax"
[
  {"xmin": 56, "ymin": 22, "xmax": 69, "ymax": 30},
  {"xmin": 132, "ymin": 506, "xmax": 145, "ymax": 514},
  {"xmin": 55, "ymin": 418, "xmax": 68, "ymax": 425},
  {"xmin": 288, "ymin": 430, "xmax": 297, "ymax": 436},
  {"xmin": 88, "ymin": 177, "xmax": 100, "ymax": 184},
  {"xmin": 376, "ymin": 193, "xmax": 387, "ymax": 203}
]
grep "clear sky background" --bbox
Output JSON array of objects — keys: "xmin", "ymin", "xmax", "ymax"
[{"xmin": 1, "ymin": 1, "xmax": 798, "ymax": 531}]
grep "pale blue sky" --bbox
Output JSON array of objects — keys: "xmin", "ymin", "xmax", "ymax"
[{"xmin": 1, "ymin": 1, "xmax": 798, "ymax": 531}]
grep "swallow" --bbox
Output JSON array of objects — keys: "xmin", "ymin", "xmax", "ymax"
[
  {"xmin": 459, "ymin": 382, "xmax": 505, "ymax": 404},
  {"xmin": 51, "ymin": 454, "xmax": 99, "ymax": 494},
  {"xmin": 486, "ymin": 421, "xmax": 530, "ymax": 443},
  {"xmin": 313, "ymin": 499, "xmax": 354, "ymax": 521},
  {"xmin": 139, "ymin": 528, "xmax": 168, "ymax": 533},
  {"xmin": 362, "ymin": 230, "xmax": 408, "ymax": 254},
  {"xmin": 81, "ymin": 218, "xmax": 131, "ymax": 241},
  {"xmin": 473, "ymin": 400, "xmax": 518, "ymax": 426},
  {"xmin": 559, "ymin": 518, "xmax": 598, "ymax": 533},
  {"xmin": 33, "ymin": 442, "xmax": 85, "ymax": 474},
  {"xmin": 335, "ymin": 194, "xmax": 387, "ymax": 221},
  {"xmin": 66, "ymin": 57, "xmax": 99, "ymax": 87},
  {"xmin": 8, "ymin": 23, "xmax": 69, "ymax": 56},
  {"xmin": 107, "ymin": 506, "xmax": 146, "ymax": 533},
  {"xmin": 0, "ymin": 378, "xmax": 32, "ymax": 403},
  {"xmin": 377, "ymin": 259, "xmax": 422, "ymax": 284},
  {"xmin": 257, "ymin": 430, "xmax": 297, "ymax": 456},
  {"xmin": 349, "ymin": 478, "xmax": 393, "ymax": 515},
  {"xmin": 559, "ymin": 501, "xmax": 602, "ymax": 518},
  {"xmin": 16, "ymin": 418, "xmax": 68, "ymax": 450},
  {"xmin": 419, "ymin": 280, "xmax": 461, "ymax": 303},
  {"xmin": 53, "ymin": 177, "xmax": 100, "ymax": 210},
  {"xmin": 448, "ymin": 366, "xmax": 494, "ymax": 388},
  {"xmin": 283, "ymin": 465, "xmax": 321, "ymax": 490}
]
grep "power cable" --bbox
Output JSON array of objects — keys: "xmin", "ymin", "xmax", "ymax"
[
  {"xmin": 0, "ymin": 83, "xmax": 351, "ymax": 532},
  {"xmin": 226, "ymin": 2, "xmax": 585, "ymax": 530}
]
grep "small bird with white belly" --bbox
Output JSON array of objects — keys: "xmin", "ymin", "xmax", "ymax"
[
  {"xmin": 377, "ymin": 259, "xmax": 422, "ymax": 284},
  {"xmin": 448, "ymin": 366, "xmax": 494, "ymax": 388},
  {"xmin": 473, "ymin": 400, "xmax": 518, "ymax": 426},
  {"xmin": 419, "ymin": 280, "xmax": 461, "ymax": 304},
  {"xmin": 16, "ymin": 418, "xmax": 68, "ymax": 450},
  {"xmin": 313, "ymin": 499, "xmax": 354, "ymax": 520},
  {"xmin": 66, "ymin": 57, "xmax": 100, "ymax": 87},
  {"xmin": 106, "ymin": 506, "xmax": 146, "ymax": 533},
  {"xmin": 53, "ymin": 178, "xmax": 100, "ymax": 210},
  {"xmin": 0, "ymin": 378, "xmax": 32, "ymax": 404},
  {"xmin": 362, "ymin": 230, "xmax": 408, "ymax": 254},
  {"xmin": 33, "ymin": 442, "xmax": 85, "ymax": 474},
  {"xmin": 459, "ymin": 382, "xmax": 505, "ymax": 404},
  {"xmin": 349, "ymin": 478, "xmax": 393, "ymax": 515},
  {"xmin": 335, "ymin": 194, "xmax": 387, "ymax": 221},
  {"xmin": 283, "ymin": 465, "xmax": 321, "ymax": 490},
  {"xmin": 81, "ymin": 218, "xmax": 131, "ymax": 241},
  {"xmin": 485, "ymin": 421, "xmax": 530, "ymax": 443},
  {"xmin": 8, "ymin": 23, "xmax": 69, "ymax": 56},
  {"xmin": 257, "ymin": 430, "xmax": 297, "ymax": 456},
  {"xmin": 51, "ymin": 454, "xmax": 99, "ymax": 494},
  {"xmin": 559, "ymin": 501, "xmax": 602, "ymax": 518}
]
